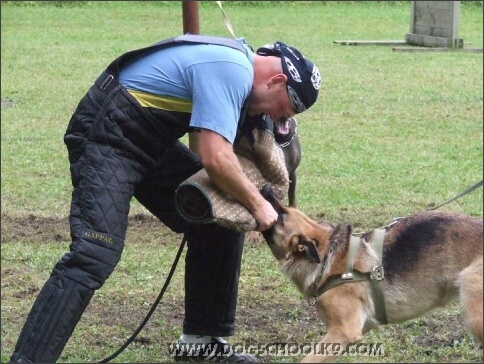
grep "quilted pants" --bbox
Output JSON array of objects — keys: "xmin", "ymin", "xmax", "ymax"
[{"xmin": 10, "ymin": 73, "xmax": 244, "ymax": 363}]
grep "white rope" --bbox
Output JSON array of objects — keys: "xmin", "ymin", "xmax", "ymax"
[{"xmin": 216, "ymin": 1, "xmax": 236, "ymax": 38}]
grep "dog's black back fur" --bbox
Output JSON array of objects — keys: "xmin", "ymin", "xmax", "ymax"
[{"xmin": 380, "ymin": 212, "xmax": 483, "ymax": 281}]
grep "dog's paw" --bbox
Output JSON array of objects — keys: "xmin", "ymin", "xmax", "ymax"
[{"xmin": 246, "ymin": 230, "xmax": 262, "ymax": 243}]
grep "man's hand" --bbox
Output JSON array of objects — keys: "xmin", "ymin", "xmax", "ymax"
[
  {"xmin": 249, "ymin": 198, "xmax": 278, "ymax": 231},
  {"xmin": 198, "ymin": 129, "xmax": 277, "ymax": 230}
]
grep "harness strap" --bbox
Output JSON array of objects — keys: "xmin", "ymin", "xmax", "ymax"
[
  {"xmin": 368, "ymin": 228, "xmax": 387, "ymax": 324},
  {"xmin": 316, "ymin": 270, "xmax": 371, "ymax": 296},
  {"xmin": 343, "ymin": 235, "xmax": 361, "ymax": 279},
  {"xmin": 100, "ymin": 34, "xmax": 252, "ymax": 140},
  {"xmin": 106, "ymin": 34, "xmax": 249, "ymax": 76},
  {"xmin": 313, "ymin": 228, "xmax": 388, "ymax": 324}
]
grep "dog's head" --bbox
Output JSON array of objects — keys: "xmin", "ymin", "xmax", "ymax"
[{"xmin": 261, "ymin": 184, "xmax": 335, "ymax": 264}]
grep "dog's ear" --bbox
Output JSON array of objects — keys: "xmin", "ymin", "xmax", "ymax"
[
  {"xmin": 330, "ymin": 223, "xmax": 352, "ymax": 245},
  {"xmin": 297, "ymin": 236, "xmax": 321, "ymax": 263}
]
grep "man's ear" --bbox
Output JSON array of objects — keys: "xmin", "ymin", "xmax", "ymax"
[{"xmin": 268, "ymin": 73, "xmax": 288, "ymax": 88}]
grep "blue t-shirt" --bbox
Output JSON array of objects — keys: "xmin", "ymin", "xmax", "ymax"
[{"xmin": 119, "ymin": 40, "xmax": 254, "ymax": 144}]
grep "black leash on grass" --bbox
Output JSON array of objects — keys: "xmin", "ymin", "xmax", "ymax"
[
  {"xmin": 349, "ymin": 179, "xmax": 483, "ymax": 237},
  {"xmin": 98, "ymin": 235, "xmax": 187, "ymax": 363},
  {"xmin": 428, "ymin": 179, "xmax": 483, "ymax": 211}
]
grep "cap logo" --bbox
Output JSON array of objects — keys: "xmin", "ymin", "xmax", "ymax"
[
  {"xmin": 311, "ymin": 66, "xmax": 321, "ymax": 90},
  {"xmin": 284, "ymin": 56, "xmax": 302, "ymax": 83}
]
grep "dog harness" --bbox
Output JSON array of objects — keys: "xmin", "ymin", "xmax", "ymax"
[{"xmin": 309, "ymin": 228, "xmax": 388, "ymax": 325}]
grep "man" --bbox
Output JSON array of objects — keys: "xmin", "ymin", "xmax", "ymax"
[{"xmin": 10, "ymin": 34, "xmax": 320, "ymax": 363}]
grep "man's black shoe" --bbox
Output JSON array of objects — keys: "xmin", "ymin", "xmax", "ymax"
[{"xmin": 170, "ymin": 337, "xmax": 259, "ymax": 363}]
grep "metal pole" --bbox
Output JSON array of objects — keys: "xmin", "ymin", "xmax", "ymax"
[{"xmin": 182, "ymin": 1, "xmax": 201, "ymax": 154}]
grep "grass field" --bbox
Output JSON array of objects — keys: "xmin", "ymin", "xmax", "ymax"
[{"xmin": 1, "ymin": 1, "xmax": 483, "ymax": 363}]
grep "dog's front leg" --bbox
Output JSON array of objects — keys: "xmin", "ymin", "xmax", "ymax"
[
  {"xmin": 301, "ymin": 328, "xmax": 366, "ymax": 363},
  {"xmin": 301, "ymin": 290, "xmax": 366, "ymax": 363}
]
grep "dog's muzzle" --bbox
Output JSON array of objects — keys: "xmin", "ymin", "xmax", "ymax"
[{"xmin": 261, "ymin": 225, "xmax": 275, "ymax": 244}]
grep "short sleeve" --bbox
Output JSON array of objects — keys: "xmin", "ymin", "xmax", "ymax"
[{"xmin": 187, "ymin": 60, "xmax": 253, "ymax": 144}]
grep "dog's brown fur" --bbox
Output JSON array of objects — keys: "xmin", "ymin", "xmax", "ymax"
[{"xmin": 261, "ymin": 185, "xmax": 483, "ymax": 363}]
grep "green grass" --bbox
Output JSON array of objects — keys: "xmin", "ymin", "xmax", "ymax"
[
  {"xmin": 1, "ymin": 1, "xmax": 482, "ymax": 221},
  {"xmin": 1, "ymin": 1, "xmax": 483, "ymax": 363}
]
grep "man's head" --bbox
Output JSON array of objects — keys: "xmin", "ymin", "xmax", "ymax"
[
  {"xmin": 257, "ymin": 42, "xmax": 321, "ymax": 114},
  {"xmin": 248, "ymin": 41, "xmax": 321, "ymax": 120}
]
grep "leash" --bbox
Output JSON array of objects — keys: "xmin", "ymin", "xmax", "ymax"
[
  {"xmin": 351, "ymin": 178, "xmax": 484, "ymax": 235},
  {"xmin": 428, "ymin": 179, "xmax": 483, "ymax": 211},
  {"xmin": 216, "ymin": 1, "xmax": 236, "ymax": 38},
  {"xmin": 98, "ymin": 235, "xmax": 187, "ymax": 363}
]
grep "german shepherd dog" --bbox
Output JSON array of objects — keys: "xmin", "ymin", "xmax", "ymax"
[
  {"xmin": 260, "ymin": 184, "xmax": 483, "ymax": 363},
  {"xmin": 246, "ymin": 116, "xmax": 301, "ymax": 243}
]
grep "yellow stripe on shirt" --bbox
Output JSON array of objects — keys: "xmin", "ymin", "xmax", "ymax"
[{"xmin": 128, "ymin": 89, "xmax": 192, "ymax": 113}]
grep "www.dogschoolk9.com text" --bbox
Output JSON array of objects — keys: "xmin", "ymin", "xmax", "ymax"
[{"xmin": 169, "ymin": 342, "xmax": 385, "ymax": 358}]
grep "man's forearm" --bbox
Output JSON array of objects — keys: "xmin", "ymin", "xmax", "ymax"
[
  {"xmin": 198, "ymin": 130, "xmax": 264, "ymax": 214},
  {"xmin": 198, "ymin": 129, "xmax": 278, "ymax": 231}
]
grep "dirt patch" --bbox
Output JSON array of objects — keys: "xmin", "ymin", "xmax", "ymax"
[
  {"xmin": 1, "ymin": 213, "xmax": 175, "ymax": 245},
  {"xmin": 1, "ymin": 214, "xmax": 70, "ymax": 244}
]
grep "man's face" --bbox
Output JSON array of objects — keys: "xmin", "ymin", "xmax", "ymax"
[
  {"xmin": 267, "ymin": 86, "xmax": 296, "ymax": 121},
  {"xmin": 247, "ymin": 78, "xmax": 296, "ymax": 120}
]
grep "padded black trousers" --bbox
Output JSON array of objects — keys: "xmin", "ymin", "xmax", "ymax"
[{"xmin": 10, "ymin": 75, "xmax": 245, "ymax": 363}]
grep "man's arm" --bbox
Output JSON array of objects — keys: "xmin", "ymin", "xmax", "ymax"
[{"xmin": 198, "ymin": 129, "xmax": 278, "ymax": 231}]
